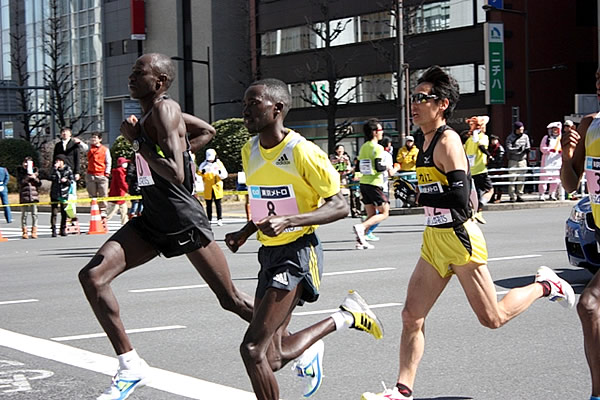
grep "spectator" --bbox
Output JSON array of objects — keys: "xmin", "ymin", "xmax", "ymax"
[
  {"xmin": 52, "ymin": 126, "xmax": 87, "ymax": 181},
  {"xmin": 16, "ymin": 157, "xmax": 41, "ymax": 238},
  {"xmin": 330, "ymin": 144, "xmax": 353, "ymax": 206},
  {"xmin": 106, "ymin": 157, "xmax": 130, "ymax": 225},
  {"xmin": 464, "ymin": 116, "xmax": 493, "ymax": 223},
  {"xmin": 538, "ymin": 121, "xmax": 563, "ymax": 201},
  {"xmin": 0, "ymin": 164, "xmax": 12, "ymax": 223},
  {"xmin": 126, "ymin": 160, "xmax": 143, "ymax": 219},
  {"xmin": 505, "ymin": 121, "xmax": 531, "ymax": 202},
  {"xmin": 197, "ymin": 148, "xmax": 228, "ymax": 226},
  {"xmin": 488, "ymin": 135, "xmax": 505, "ymax": 203},
  {"xmin": 396, "ymin": 135, "xmax": 419, "ymax": 178},
  {"xmin": 50, "ymin": 154, "xmax": 74, "ymax": 237},
  {"xmin": 85, "ymin": 132, "xmax": 112, "ymax": 216}
]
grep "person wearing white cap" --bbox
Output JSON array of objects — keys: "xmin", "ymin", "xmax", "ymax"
[
  {"xmin": 396, "ymin": 135, "xmax": 419, "ymax": 174},
  {"xmin": 197, "ymin": 148, "xmax": 228, "ymax": 226},
  {"xmin": 538, "ymin": 121, "xmax": 563, "ymax": 201}
]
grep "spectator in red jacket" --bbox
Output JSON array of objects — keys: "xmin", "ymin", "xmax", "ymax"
[{"xmin": 106, "ymin": 157, "xmax": 129, "ymax": 225}]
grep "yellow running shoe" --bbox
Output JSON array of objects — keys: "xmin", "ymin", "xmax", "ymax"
[{"xmin": 339, "ymin": 290, "xmax": 383, "ymax": 339}]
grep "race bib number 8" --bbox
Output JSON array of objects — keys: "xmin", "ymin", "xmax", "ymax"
[
  {"xmin": 249, "ymin": 185, "xmax": 300, "ymax": 231},
  {"xmin": 585, "ymin": 156, "xmax": 600, "ymax": 204}
]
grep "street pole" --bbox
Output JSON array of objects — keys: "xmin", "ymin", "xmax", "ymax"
[
  {"xmin": 524, "ymin": 0, "xmax": 531, "ymax": 135},
  {"xmin": 207, "ymin": 46, "xmax": 212, "ymax": 122},
  {"xmin": 396, "ymin": 0, "xmax": 406, "ymax": 145}
]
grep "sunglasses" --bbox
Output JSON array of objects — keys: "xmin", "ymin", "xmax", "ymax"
[{"xmin": 410, "ymin": 93, "xmax": 438, "ymax": 104}]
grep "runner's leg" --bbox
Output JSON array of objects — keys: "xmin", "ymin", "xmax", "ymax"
[{"xmin": 577, "ymin": 270, "xmax": 600, "ymax": 396}]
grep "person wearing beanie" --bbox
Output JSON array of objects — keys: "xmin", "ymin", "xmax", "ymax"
[
  {"xmin": 505, "ymin": 121, "xmax": 531, "ymax": 202},
  {"xmin": 105, "ymin": 157, "xmax": 130, "ymax": 225},
  {"xmin": 197, "ymin": 148, "xmax": 228, "ymax": 226}
]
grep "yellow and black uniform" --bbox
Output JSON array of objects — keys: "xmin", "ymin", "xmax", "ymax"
[
  {"xmin": 585, "ymin": 112, "xmax": 600, "ymax": 235},
  {"xmin": 242, "ymin": 130, "xmax": 340, "ymax": 302},
  {"xmin": 416, "ymin": 125, "xmax": 487, "ymax": 278}
]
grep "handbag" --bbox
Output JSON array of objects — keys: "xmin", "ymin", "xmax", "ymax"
[{"xmin": 65, "ymin": 182, "xmax": 77, "ymax": 218}]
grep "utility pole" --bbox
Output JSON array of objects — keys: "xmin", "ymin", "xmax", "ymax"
[{"xmin": 395, "ymin": 0, "xmax": 406, "ymax": 145}]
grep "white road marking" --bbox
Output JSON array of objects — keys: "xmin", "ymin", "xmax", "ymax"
[
  {"xmin": 0, "ymin": 328, "xmax": 256, "ymax": 399},
  {"xmin": 293, "ymin": 302, "xmax": 403, "ymax": 316},
  {"xmin": 51, "ymin": 325, "xmax": 187, "ymax": 342},
  {"xmin": 129, "ymin": 284, "xmax": 209, "ymax": 293},
  {"xmin": 0, "ymin": 299, "xmax": 38, "ymax": 306},
  {"xmin": 323, "ymin": 267, "xmax": 395, "ymax": 276},
  {"xmin": 488, "ymin": 254, "xmax": 541, "ymax": 261}
]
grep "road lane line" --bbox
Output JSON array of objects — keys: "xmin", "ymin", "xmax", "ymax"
[
  {"xmin": 51, "ymin": 325, "xmax": 187, "ymax": 342},
  {"xmin": 129, "ymin": 268, "xmax": 395, "ymax": 294},
  {"xmin": 293, "ymin": 302, "xmax": 403, "ymax": 316},
  {"xmin": 129, "ymin": 284, "xmax": 209, "ymax": 293},
  {"xmin": 488, "ymin": 254, "xmax": 541, "ymax": 261},
  {"xmin": 0, "ymin": 299, "xmax": 38, "ymax": 306},
  {"xmin": 0, "ymin": 328, "xmax": 256, "ymax": 399}
]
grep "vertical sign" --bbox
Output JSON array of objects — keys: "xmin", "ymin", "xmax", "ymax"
[
  {"xmin": 130, "ymin": 0, "xmax": 146, "ymax": 40},
  {"xmin": 484, "ymin": 22, "xmax": 505, "ymax": 104},
  {"xmin": 487, "ymin": 0, "xmax": 504, "ymax": 9}
]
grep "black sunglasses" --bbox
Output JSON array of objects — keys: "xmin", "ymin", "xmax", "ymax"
[{"xmin": 410, "ymin": 93, "xmax": 438, "ymax": 104}]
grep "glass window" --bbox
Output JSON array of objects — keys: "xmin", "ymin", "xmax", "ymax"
[
  {"xmin": 79, "ymin": 37, "xmax": 88, "ymax": 63},
  {"xmin": 476, "ymin": 0, "xmax": 486, "ymax": 23},
  {"xmin": 409, "ymin": 64, "xmax": 475, "ymax": 94},
  {"xmin": 2, "ymin": 5, "xmax": 9, "ymax": 29},
  {"xmin": 478, "ymin": 64, "xmax": 486, "ymax": 91},
  {"xmin": 359, "ymin": 74, "xmax": 395, "ymax": 102},
  {"xmin": 360, "ymin": 11, "xmax": 394, "ymax": 41}
]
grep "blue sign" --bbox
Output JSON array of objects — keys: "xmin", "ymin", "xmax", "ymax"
[{"xmin": 488, "ymin": 0, "xmax": 503, "ymax": 9}]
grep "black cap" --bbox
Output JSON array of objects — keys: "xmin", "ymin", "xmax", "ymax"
[
  {"xmin": 514, "ymin": 121, "xmax": 524, "ymax": 129},
  {"xmin": 54, "ymin": 154, "xmax": 67, "ymax": 162}
]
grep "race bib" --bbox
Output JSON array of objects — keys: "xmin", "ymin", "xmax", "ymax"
[
  {"xmin": 136, "ymin": 153, "xmax": 155, "ymax": 187},
  {"xmin": 467, "ymin": 154, "xmax": 475, "ymax": 167},
  {"xmin": 249, "ymin": 184, "xmax": 300, "ymax": 231},
  {"xmin": 586, "ymin": 156, "xmax": 600, "ymax": 204},
  {"xmin": 419, "ymin": 182, "xmax": 454, "ymax": 226},
  {"xmin": 359, "ymin": 159, "xmax": 373, "ymax": 175}
]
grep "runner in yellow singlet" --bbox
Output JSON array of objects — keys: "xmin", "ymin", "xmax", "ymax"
[
  {"xmin": 361, "ymin": 66, "xmax": 575, "ymax": 400},
  {"xmin": 560, "ymin": 66, "xmax": 600, "ymax": 400},
  {"xmin": 225, "ymin": 78, "xmax": 383, "ymax": 400}
]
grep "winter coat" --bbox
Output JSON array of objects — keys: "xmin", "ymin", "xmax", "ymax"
[
  {"xmin": 197, "ymin": 159, "xmax": 228, "ymax": 200},
  {"xmin": 126, "ymin": 162, "xmax": 141, "ymax": 196},
  {"xmin": 108, "ymin": 166, "xmax": 129, "ymax": 205},
  {"xmin": 488, "ymin": 143, "xmax": 505, "ymax": 169},
  {"xmin": 539, "ymin": 134, "xmax": 562, "ymax": 172},
  {"xmin": 505, "ymin": 132, "xmax": 531, "ymax": 162},
  {"xmin": 16, "ymin": 166, "xmax": 41, "ymax": 203},
  {"xmin": 53, "ymin": 139, "xmax": 82, "ymax": 176},
  {"xmin": 50, "ymin": 165, "xmax": 74, "ymax": 201}
]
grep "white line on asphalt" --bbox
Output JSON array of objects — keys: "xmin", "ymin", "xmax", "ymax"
[
  {"xmin": 488, "ymin": 254, "xmax": 541, "ymax": 261},
  {"xmin": 129, "ymin": 268, "xmax": 395, "ymax": 294},
  {"xmin": 129, "ymin": 284, "xmax": 209, "ymax": 293},
  {"xmin": 0, "ymin": 328, "xmax": 256, "ymax": 399},
  {"xmin": 293, "ymin": 302, "xmax": 403, "ymax": 316},
  {"xmin": 50, "ymin": 325, "xmax": 187, "ymax": 342},
  {"xmin": 323, "ymin": 267, "xmax": 396, "ymax": 276},
  {"xmin": 0, "ymin": 299, "xmax": 39, "ymax": 305}
]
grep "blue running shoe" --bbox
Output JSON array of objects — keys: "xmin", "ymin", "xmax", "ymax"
[
  {"xmin": 97, "ymin": 360, "xmax": 151, "ymax": 400},
  {"xmin": 292, "ymin": 339, "xmax": 324, "ymax": 398}
]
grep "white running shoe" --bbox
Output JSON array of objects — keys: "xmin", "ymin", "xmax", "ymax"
[
  {"xmin": 217, "ymin": 219, "xmax": 223, "ymax": 226},
  {"xmin": 361, "ymin": 386, "xmax": 413, "ymax": 400},
  {"xmin": 355, "ymin": 242, "xmax": 375, "ymax": 250},
  {"xmin": 340, "ymin": 290, "xmax": 383, "ymax": 339},
  {"xmin": 97, "ymin": 360, "xmax": 151, "ymax": 400},
  {"xmin": 353, "ymin": 223, "xmax": 367, "ymax": 246},
  {"xmin": 292, "ymin": 339, "xmax": 324, "ymax": 398},
  {"xmin": 535, "ymin": 266, "xmax": 576, "ymax": 308}
]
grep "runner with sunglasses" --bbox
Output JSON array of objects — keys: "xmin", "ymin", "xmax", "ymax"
[{"xmin": 361, "ymin": 65, "xmax": 575, "ymax": 400}]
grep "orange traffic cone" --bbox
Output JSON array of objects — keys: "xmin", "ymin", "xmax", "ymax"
[
  {"xmin": 0, "ymin": 226, "xmax": 7, "ymax": 242},
  {"xmin": 88, "ymin": 198, "xmax": 107, "ymax": 235}
]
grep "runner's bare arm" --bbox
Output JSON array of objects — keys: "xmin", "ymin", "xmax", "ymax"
[
  {"xmin": 561, "ymin": 114, "xmax": 592, "ymax": 193},
  {"xmin": 183, "ymin": 113, "xmax": 216, "ymax": 154},
  {"xmin": 225, "ymin": 221, "xmax": 258, "ymax": 253},
  {"xmin": 138, "ymin": 100, "xmax": 186, "ymax": 184},
  {"xmin": 435, "ymin": 129, "xmax": 468, "ymax": 174},
  {"xmin": 255, "ymin": 192, "xmax": 348, "ymax": 237}
]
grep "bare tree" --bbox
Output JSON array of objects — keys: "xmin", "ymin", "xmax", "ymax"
[
  {"xmin": 43, "ymin": 0, "xmax": 92, "ymax": 136},
  {"xmin": 9, "ymin": 3, "xmax": 48, "ymax": 148},
  {"xmin": 294, "ymin": 0, "xmax": 363, "ymax": 153}
]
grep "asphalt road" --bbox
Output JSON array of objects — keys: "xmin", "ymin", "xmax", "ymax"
[{"xmin": 0, "ymin": 205, "xmax": 593, "ymax": 399}]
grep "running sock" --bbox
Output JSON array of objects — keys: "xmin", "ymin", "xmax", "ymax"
[
  {"xmin": 366, "ymin": 223, "xmax": 379, "ymax": 235},
  {"xmin": 538, "ymin": 281, "xmax": 552, "ymax": 297},
  {"xmin": 118, "ymin": 349, "xmax": 142, "ymax": 370},
  {"xmin": 396, "ymin": 382, "xmax": 413, "ymax": 397},
  {"xmin": 330, "ymin": 310, "xmax": 354, "ymax": 330}
]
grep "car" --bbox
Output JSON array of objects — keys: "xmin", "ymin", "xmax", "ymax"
[{"xmin": 565, "ymin": 196, "xmax": 600, "ymax": 274}]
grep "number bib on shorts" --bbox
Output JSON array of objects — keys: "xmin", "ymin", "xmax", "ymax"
[
  {"xmin": 249, "ymin": 184, "xmax": 300, "ymax": 232},
  {"xmin": 585, "ymin": 156, "xmax": 600, "ymax": 204},
  {"xmin": 419, "ymin": 182, "xmax": 454, "ymax": 226},
  {"xmin": 136, "ymin": 153, "xmax": 155, "ymax": 187}
]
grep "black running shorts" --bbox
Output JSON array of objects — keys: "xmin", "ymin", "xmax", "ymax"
[
  {"xmin": 359, "ymin": 183, "xmax": 389, "ymax": 206},
  {"xmin": 256, "ymin": 233, "xmax": 323, "ymax": 305}
]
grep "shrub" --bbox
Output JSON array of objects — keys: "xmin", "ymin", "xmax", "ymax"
[
  {"xmin": 110, "ymin": 135, "xmax": 134, "ymax": 168},
  {"xmin": 0, "ymin": 139, "xmax": 40, "ymax": 192},
  {"xmin": 197, "ymin": 118, "xmax": 251, "ymax": 173}
]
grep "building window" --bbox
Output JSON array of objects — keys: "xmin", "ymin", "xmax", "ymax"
[
  {"xmin": 405, "ymin": 0, "xmax": 473, "ymax": 35},
  {"xmin": 410, "ymin": 64, "xmax": 475, "ymax": 94},
  {"xmin": 358, "ymin": 73, "xmax": 395, "ymax": 102}
]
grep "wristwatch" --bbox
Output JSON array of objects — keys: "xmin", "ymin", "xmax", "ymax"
[{"xmin": 132, "ymin": 136, "xmax": 145, "ymax": 152}]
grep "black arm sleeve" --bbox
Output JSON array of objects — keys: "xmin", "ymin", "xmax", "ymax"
[
  {"xmin": 478, "ymin": 144, "xmax": 491, "ymax": 157},
  {"xmin": 374, "ymin": 158, "xmax": 387, "ymax": 172},
  {"xmin": 418, "ymin": 170, "xmax": 470, "ymax": 209}
]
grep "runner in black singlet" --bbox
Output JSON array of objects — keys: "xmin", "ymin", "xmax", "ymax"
[{"xmin": 78, "ymin": 53, "xmax": 254, "ymax": 400}]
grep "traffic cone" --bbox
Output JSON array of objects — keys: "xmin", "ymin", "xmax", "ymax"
[
  {"xmin": 88, "ymin": 198, "xmax": 107, "ymax": 235},
  {"xmin": 0, "ymin": 226, "xmax": 7, "ymax": 242}
]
